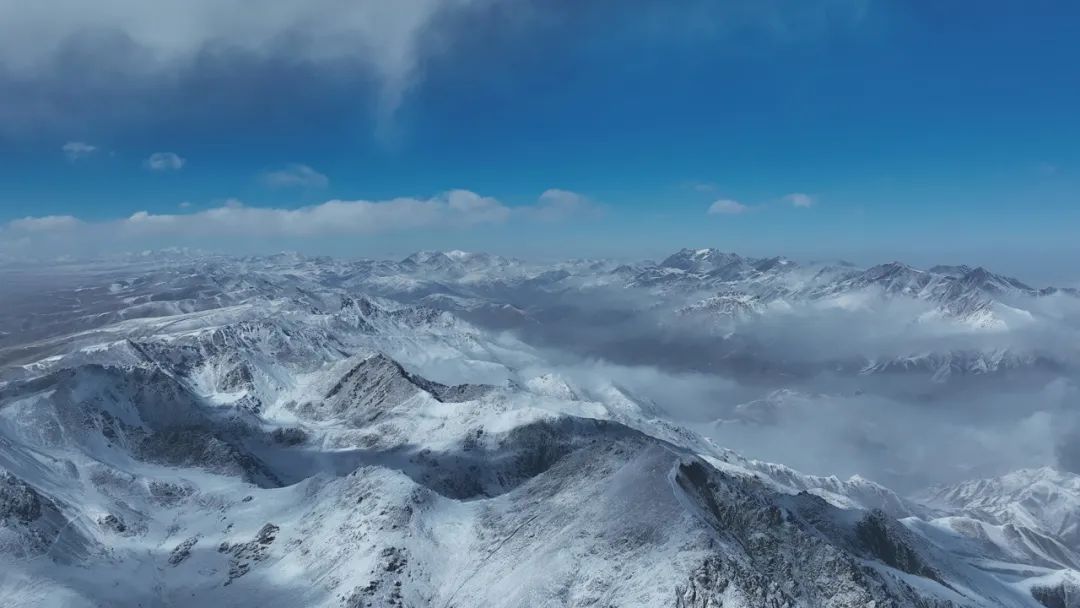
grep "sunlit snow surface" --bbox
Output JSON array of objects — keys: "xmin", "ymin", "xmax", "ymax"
[{"xmin": 1, "ymin": 250, "xmax": 1079, "ymax": 606}]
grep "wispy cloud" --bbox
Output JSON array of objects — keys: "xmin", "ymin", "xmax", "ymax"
[
  {"xmin": 1036, "ymin": 162, "xmax": 1061, "ymax": 177},
  {"xmin": 684, "ymin": 180, "xmax": 720, "ymax": 194},
  {"xmin": 784, "ymin": 192, "xmax": 816, "ymax": 208},
  {"xmin": 61, "ymin": 141, "xmax": 96, "ymax": 161},
  {"xmin": 260, "ymin": 164, "xmax": 330, "ymax": 189},
  {"xmin": 707, "ymin": 199, "xmax": 749, "ymax": 215},
  {"xmin": 144, "ymin": 152, "xmax": 186, "ymax": 171},
  {"xmin": 0, "ymin": 1, "xmax": 873, "ymax": 137}
]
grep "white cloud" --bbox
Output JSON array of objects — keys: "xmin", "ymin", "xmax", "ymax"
[
  {"xmin": 144, "ymin": 152, "xmax": 186, "ymax": 171},
  {"xmin": 682, "ymin": 180, "xmax": 719, "ymax": 193},
  {"xmin": 785, "ymin": 192, "xmax": 815, "ymax": 208},
  {"xmin": 178, "ymin": 201, "xmax": 192, "ymax": 208},
  {"xmin": 707, "ymin": 199, "xmax": 748, "ymax": 215},
  {"xmin": 527, "ymin": 189, "xmax": 603, "ymax": 221},
  {"xmin": 117, "ymin": 198, "xmax": 451, "ymax": 238},
  {"xmin": 442, "ymin": 189, "xmax": 511, "ymax": 223},
  {"xmin": 117, "ymin": 192, "xmax": 502, "ymax": 238},
  {"xmin": 8, "ymin": 215, "xmax": 82, "ymax": 232},
  {"xmin": 3, "ymin": 189, "xmax": 595, "ymax": 246},
  {"xmin": 260, "ymin": 164, "xmax": 330, "ymax": 189},
  {"xmin": 61, "ymin": 141, "xmax": 96, "ymax": 160}
]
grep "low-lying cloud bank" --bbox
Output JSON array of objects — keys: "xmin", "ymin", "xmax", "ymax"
[{"xmin": 438, "ymin": 277, "xmax": 1080, "ymax": 491}]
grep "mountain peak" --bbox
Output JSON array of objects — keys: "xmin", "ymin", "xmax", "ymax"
[
  {"xmin": 660, "ymin": 248, "xmax": 747, "ymax": 274},
  {"xmin": 929, "ymin": 264, "xmax": 973, "ymax": 278},
  {"xmin": 401, "ymin": 250, "xmax": 454, "ymax": 265},
  {"xmin": 752, "ymin": 256, "xmax": 797, "ymax": 273}
]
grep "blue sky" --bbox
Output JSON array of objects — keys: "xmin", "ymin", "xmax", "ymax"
[{"xmin": 0, "ymin": 1, "xmax": 1077, "ymax": 279}]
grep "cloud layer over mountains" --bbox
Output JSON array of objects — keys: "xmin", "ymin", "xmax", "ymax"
[{"xmin": 4, "ymin": 246, "xmax": 1078, "ymax": 492}]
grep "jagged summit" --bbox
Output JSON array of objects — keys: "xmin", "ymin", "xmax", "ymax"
[{"xmin": 310, "ymin": 352, "xmax": 493, "ymax": 424}]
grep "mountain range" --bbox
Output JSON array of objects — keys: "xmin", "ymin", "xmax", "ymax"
[{"xmin": 2, "ymin": 249, "xmax": 1080, "ymax": 606}]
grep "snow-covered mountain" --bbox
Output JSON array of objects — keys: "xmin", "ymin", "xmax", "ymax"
[
  {"xmin": 221, "ymin": 246, "xmax": 1077, "ymax": 381},
  {"xmin": 916, "ymin": 468, "xmax": 1080, "ymax": 551},
  {"xmin": 2, "ymin": 251, "xmax": 1080, "ymax": 607}
]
